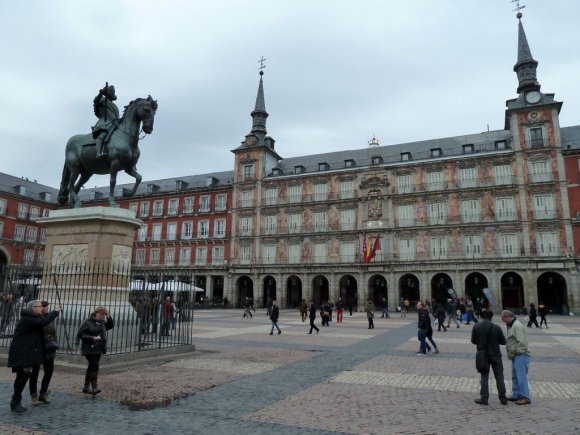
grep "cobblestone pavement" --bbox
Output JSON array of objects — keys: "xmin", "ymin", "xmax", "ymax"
[{"xmin": 1, "ymin": 310, "xmax": 579, "ymax": 434}]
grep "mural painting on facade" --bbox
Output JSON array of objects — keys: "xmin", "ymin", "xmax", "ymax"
[
  {"xmin": 415, "ymin": 198, "xmax": 427, "ymax": 224},
  {"xmin": 416, "ymin": 232, "xmax": 429, "ymax": 259},
  {"xmin": 328, "ymin": 206, "xmax": 339, "ymax": 230},
  {"xmin": 302, "ymin": 239, "xmax": 312, "ymax": 262},
  {"xmin": 328, "ymin": 176, "xmax": 338, "ymax": 200},
  {"xmin": 302, "ymin": 209, "xmax": 312, "ymax": 231},
  {"xmin": 276, "ymin": 239, "xmax": 287, "ymax": 263},
  {"xmin": 444, "ymin": 162, "xmax": 456, "ymax": 189},
  {"xmin": 367, "ymin": 189, "xmax": 382, "ymax": 221},
  {"xmin": 328, "ymin": 238, "xmax": 339, "ymax": 261},
  {"xmin": 479, "ymin": 159, "xmax": 493, "ymax": 184},
  {"xmin": 483, "ymin": 227, "xmax": 496, "ymax": 256},
  {"xmin": 414, "ymin": 167, "xmax": 424, "ymax": 191},
  {"xmin": 278, "ymin": 183, "xmax": 287, "ymax": 201},
  {"xmin": 448, "ymin": 193, "xmax": 460, "ymax": 223},
  {"xmin": 303, "ymin": 179, "xmax": 313, "ymax": 201},
  {"xmin": 278, "ymin": 208, "xmax": 288, "ymax": 233},
  {"xmin": 482, "ymin": 191, "xmax": 495, "ymax": 221},
  {"xmin": 449, "ymin": 228, "xmax": 461, "ymax": 257}
]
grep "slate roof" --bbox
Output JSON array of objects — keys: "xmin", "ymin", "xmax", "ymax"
[{"xmin": 0, "ymin": 172, "xmax": 58, "ymax": 203}]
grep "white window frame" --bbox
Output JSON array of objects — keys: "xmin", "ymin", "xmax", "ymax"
[
  {"xmin": 24, "ymin": 250, "xmax": 35, "ymax": 266},
  {"xmin": 536, "ymin": 231, "xmax": 559, "ymax": 256},
  {"xmin": 183, "ymin": 197, "xmax": 194, "ymax": 214},
  {"xmin": 463, "ymin": 235, "xmax": 483, "ymax": 258},
  {"xmin": 426, "ymin": 171, "xmax": 443, "ymax": 191},
  {"xmin": 264, "ymin": 215, "xmax": 277, "ymax": 235},
  {"xmin": 288, "ymin": 244, "xmax": 301, "ymax": 264},
  {"xmin": 199, "ymin": 196, "xmax": 210, "ymax": 212},
  {"xmin": 460, "ymin": 199, "xmax": 480, "ymax": 223},
  {"xmin": 288, "ymin": 185, "xmax": 302, "ymax": 203},
  {"xmin": 495, "ymin": 197, "xmax": 516, "ymax": 221},
  {"xmin": 212, "ymin": 246, "xmax": 224, "ymax": 265},
  {"xmin": 431, "ymin": 237, "xmax": 448, "ymax": 259},
  {"xmin": 214, "ymin": 219, "xmax": 226, "ymax": 238},
  {"xmin": 493, "ymin": 165, "xmax": 513, "ymax": 186},
  {"xmin": 195, "ymin": 247, "xmax": 208, "ymax": 265},
  {"xmin": 340, "ymin": 209, "xmax": 355, "ymax": 231},
  {"xmin": 340, "ymin": 241, "xmax": 355, "ymax": 262},
  {"xmin": 243, "ymin": 164, "xmax": 255, "ymax": 181},
  {"xmin": 29, "ymin": 207, "xmax": 40, "ymax": 219},
  {"xmin": 239, "ymin": 245, "xmax": 251, "ymax": 264},
  {"xmin": 167, "ymin": 222, "xmax": 177, "ymax": 241},
  {"xmin": 530, "ymin": 160, "xmax": 551, "ymax": 183},
  {"xmin": 215, "ymin": 194, "xmax": 227, "ymax": 211},
  {"xmin": 428, "ymin": 202, "xmax": 447, "ymax": 225},
  {"xmin": 15, "ymin": 224, "xmax": 25, "ymax": 241},
  {"xmin": 262, "ymin": 245, "xmax": 276, "ymax": 264},
  {"xmin": 26, "ymin": 226, "xmax": 37, "ymax": 242},
  {"xmin": 498, "ymin": 233, "xmax": 518, "ymax": 257},
  {"xmin": 314, "ymin": 242, "xmax": 327, "ymax": 263},
  {"xmin": 0, "ymin": 199, "xmax": 6, "ymax": 215},
  {"xmin": 397, "ymin": 174, "xmax": 413, "ymax": 194},
  {"xmin": 40, "ymin": 228, "xmax": 46, "ymax": 244},
  {"xmin": 339, "ymin": 181, "xmax": 354, "ymax": 199},
  {"xmin": 397, "ymin": 204, "xmax": 414, "ymax": 227},
  {"xmin": 533, "ymin": 194, "xmax": 555, "ymax": 220},
  {"xmin": 198, "ymin": 220, "xmax": 209, "ymax": 239},
  {"xmin": 179, "ymin": 248, "xmax": 191, "ymax": 265},
  {"xmin": 240, "ymin": 190, "xmax": 253, "ymax": 208},
  {"xmin": 17, "ymin": 203, "xmax": 28, "ymax": 219},
  {"xmin": 314, "ymin": 212, "xmax": 327, "ymax": 232},
  {"xmin": 181, "ymin": 222, "xmax": 193, "ymax": 240},
  {"xmin": 265, "ymin": 188, "xmax": 278, "ymax": 206},
  {"xmin": 288, "ymin": 213, "xmax": 302, "ymax": 234},
  {"xmin": 152, "ymin": 200, "xmax": 164, "ymax": 216},
  {"xmin": 314, "ymin": 183, "xmax": 328, "ymax": 201},
  {"xmin": 138, "ymin": 225, "xmax": 148, "ymax": 242},
  {"xmin": 459, "ymin": 167, "xmax": 477, "ymax": 188},
  {"xmin": 165, "ymin": 248, "xmax": 175, "ymax": 265},
  {"xmin": 168, "ymin": 199, "xmax": 178, "ymax": 215},
  {"xmin": 150, "ymin": 249, "xmax": 160, "ymax": 265},
  {"xmin": 152, "ymin": 223, "xmax": 162, "ymax": 241},
  {"xmin": 240, "ymin": 217, "xmax": 253, "ymax": 236},
  {"xmin": 135, "ymin": 249, "xmax": 146, "ymax": 266},
  {"xmin": 398, "ymin": 238, "xmax": 415, "ymax": 261},
  {"xmin": 140, "ymin": 202, "xmax": 150, "ymax": 218}
]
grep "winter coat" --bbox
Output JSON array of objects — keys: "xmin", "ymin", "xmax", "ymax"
[
  {"xmin": 417, "ymin": 308, "xmax": 431, "ymax": 329},
  {"xmin": 8, "ymin": 309, "xmax": 60, "ymax": 368},
  {"xmin": 365, "ymin": 302, "xmax": 375, "ymax": 319},
  {"xmin": 270, "ymin": 305, "xmax": 280, "ymax": 322},
  {"xmin": 76, "ymin": 315, "xmax": 115, "ymax": 355},
  {"xmin": 309, "ymin": 303, "xmax": 317, "ymax": 320}
]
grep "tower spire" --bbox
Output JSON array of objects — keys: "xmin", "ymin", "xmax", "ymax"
[
  {"xmin": 250, "ymin": 58, "xmax": 268, "ymax": 137},
  {"xmin": 513, "ymin": 9, "xmax": 540, "ymax": 94}
]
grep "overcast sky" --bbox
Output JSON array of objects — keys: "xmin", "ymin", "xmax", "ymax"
[{"xmin": 1, "ymin": 1, "xmax": 579, "ymax": 189}]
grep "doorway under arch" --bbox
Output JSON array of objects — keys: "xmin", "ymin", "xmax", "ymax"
[
  {"xmin": 286, "ymin": 275, "xmax": 302, "ymax": 308},
  {"xmin": 312, "ymin": 275, "xmax": 329, "ymax": 306},
  {"xmin": 537, "ymin": 272, "xmax": 568, "ymax": 314},
  {"xmin": 338, "ymin": 275, "xmax": 357, "ymax": 307},
  {"xmin": 262, "ymin": 275, "xmax": 277, "ymax": 308},
  {"xmin": 465, "ymin": 272, "xmax": 488, "ymax": 303},
  {"xmin": 431, "ymin": 273, "xmax": 453, "ymax": 304},
  {"xmin": 500, "ymin": 272, "xmax": 524, "ymax": 311},
  {"xmin": 368, "ymin": 274, "xmax": 387, "ymax": 306},
  {"xmin": 236, "ymin": 276, "xmax": 254, "ymax": 308},
  {"xmin": 399, "ymin": 274, "xmax": 420, "ymax": 307}
]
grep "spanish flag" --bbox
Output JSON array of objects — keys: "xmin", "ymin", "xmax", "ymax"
[{"xmin": 364, "ymin": 235, "xmax": 381, "ymax": 263}]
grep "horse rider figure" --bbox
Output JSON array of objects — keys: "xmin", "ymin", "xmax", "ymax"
[{"xmin": 92, "ymin": 84, "xmax": 120, "ymax": 159}]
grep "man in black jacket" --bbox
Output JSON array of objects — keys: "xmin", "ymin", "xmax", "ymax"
[{"xmin": 471, "ymin": 310, "xmax": 508, "ymax": 406}]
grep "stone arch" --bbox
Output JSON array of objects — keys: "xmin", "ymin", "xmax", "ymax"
[
  {"xmin": 431, "ymin": 273, "xmax": 453, "ymax": 304},
  {"xmin": 368, "ymin": 274, "xmax": 387, "ymax": 306},
  {"xmin": 312, "ymin": 275, "xmax": 329, "ymax": 306},
  {"xmin": 262, "ymin": 275, "xmax": 277, "ymax": 308},
  {"xmin": 399, "ymin": 274, "xmax": 420, "ymax": 307},
  {"xmin": 465, "ymin": 272, "xmax": 489, "ymax": 303},
  {"xmin": 286, "ymin": 275, "xmax": 302, "ymax": 309},
  {"xmin": 537, "ymin": 272, "xmax": 568, "ymax": 314},
  {"xmin": 236, "ymin": 275, "xmax": 254, "ymax": 308},
  {"xmin": 338, "ymin": 275, "xmax": 358, "ymax": 307},
  {"xmin": 500, "ymin": 272, "xmax": 524, "ymax": 311}
]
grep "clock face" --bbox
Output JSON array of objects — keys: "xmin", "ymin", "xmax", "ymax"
[{"xmin": 525, "ymin": 91, "xmax": 541, "ymax": 104}]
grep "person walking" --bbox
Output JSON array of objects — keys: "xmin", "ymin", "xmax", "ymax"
[
  {"xmin": 538, "ymin": 302, "xmax": 548, "ymax": 328},
  {"xmin": 335, "ymin": 297, "xmax": 344, "ymax": 323},
  {"xmin": 299, "ymin": 299, "xmax": 308, "ymax": 322},
  {"xmin": 446, "ymin": 298, "xmax": 460, "ymax": 328},
  {"xmin": 471, "ymin": 310, "xmax": 508, "ymax": 406},
  {"xmin": 348, "ymin": 300, "xmax": 354, "ymax": 316},
  {"xmin": 436, "ymin": 303, "xmax": 447, "ymax": 332},
  {"xmin": 160, "ymin": 296, "xmax": 174, "ymax": 336},
  {"xmin": 465, "ymin": 298, "xmax": 478, "ymax": 325},
  {"xmin": 527, "ymin": 303, "xmax": 540, "ymax": 328},
  {"xmin": 76, "ymin": 307, "xmax": 115, "ymax": 396},
  {"xmin": 365, "ymin": 299, "xmax": 375, "ymax": 329},
  {"xmin": 501, "ymin": 310, "xmax": 531, "ymax": 405},
  {"xmin": 416, "ymin": 302, "xmax": 431, "ymax": 356},
  {"xmin": 269, "ymin": 300, "xmax": 281, "ymax": 335},
  {"xmin": 242, "ymin": 297, "xmax": 253, "ymax": 319},
  {"xmin": 29, "ymin": 301, "xmax": 58, "ymax": 405},
  {"xmin": 403, "ymin": 298, "xmax": 409, "ymax": 318},
  {"xmin": 8, "ymin": 300, "xmax": 61, "ymax": 413},
  {"xmin": 426, "ymin": 324, "xmax": 440, "ymax": 354},
  {"xmin": 307, "ymin": 300, "xmax": 319, "ymax": 334},
  {"xmin": 380, "ymin": 298, "xmax": 390, "ymax": 319}
]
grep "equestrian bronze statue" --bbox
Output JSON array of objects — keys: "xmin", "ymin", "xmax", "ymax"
[{"xmin": 57, "ymin": 85, "xmax": 158, "ymax": 208}]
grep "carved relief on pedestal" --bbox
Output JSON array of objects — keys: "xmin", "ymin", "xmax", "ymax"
[
  {"xmin": 112, "ymin": 244, "xmax": 132, "ymax": 273},
  {"xmin": 52, "ymin": 244, "xmax": 88, "ymax": 268}
]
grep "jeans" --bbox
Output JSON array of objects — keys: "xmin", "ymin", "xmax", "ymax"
[
  {"xmin": 511, "ymin": 354, "xmax": 531, "ymax": 401},
  {"xmin": 418, "ymin": 328, "xmax": 430, "ymax": 353},
  {"xmin": 270, "ymin": 321, "xmax": 281, "ymax": 333},
  {"xmin": 466, "ymin": 311, "xmax": 478, "ymax": 324}
]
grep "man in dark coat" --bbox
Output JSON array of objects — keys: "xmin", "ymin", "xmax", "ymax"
[
  {"xmin": 269, "ymin": 300, "xmax": 281, "ymax": 335},
  {"xmin": 8, "ymin": 300, "xmax": 61, "ymax": 413},
  {"xmin": 307, "ymin": 300, "xmax": 319, "ymax": 334},
  {"xmin": 471, "ymin": 309, "xmax": 508, "ymax": 406}
]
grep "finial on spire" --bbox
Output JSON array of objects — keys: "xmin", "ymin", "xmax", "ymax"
[
  {"xmin": 511, "ymin": 0, "xmax": 525, "ymax": 19},
  {"xmin": 258, "ymin": 56, "xmax": 267, "ymax": 76}
]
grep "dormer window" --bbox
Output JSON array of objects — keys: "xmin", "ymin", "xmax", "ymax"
[
  {"xmin": 15, "ymin": 185, "xmax": 26, "ymax": 195},
  {"xmin": 401, "ymin": 152, "xmax": 412, "ymax": 162},
  {"xmin": 295, "ymin": 165, "xmax": 306, "ymax": 174},
  {"xmin": 344, "ymin": 159, "xmax": 355, "ymax": 168},
  {"xmin": 272, "ymin": 168, "xmax": 282, "ymax": 176},
  {"xmin": 147, "ymin": 184, "xmax": 159, "ymax": 194},
  {"xmin": 175, "ymin": 180, "xmax": 187, "ymax": 190},
  {"xmin": 495, "ymin": 140, "xmax": 508, "ymax": 150},
  {"xmin": 462, "ymin": 144, "xmax": 474, "ymax": 154},
  {"xmin": 371, "ymin": 156, "xmax": 383, "ymax": 165},
  {"xmin": 318, "ymin": 162, "xmax": 330, "ymax": 171},
  {"xmin": 431, "ymin": 148, "xmax": 442, "ymax": 158},
  {"xmin": 205, "ymin": 177, "xmax": 217, "ymax": 187}
]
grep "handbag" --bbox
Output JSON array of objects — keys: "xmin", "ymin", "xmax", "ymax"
[{"xmin": 46, "ymin": 340, "xmax": 59, "ymax": 352}]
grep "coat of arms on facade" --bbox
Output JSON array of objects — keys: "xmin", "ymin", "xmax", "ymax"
[{"xmin": 367, "ymin": 189, "xmax": 382, "ymax": 220}]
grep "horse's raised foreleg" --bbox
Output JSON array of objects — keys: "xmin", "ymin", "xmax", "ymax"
[{"xmin": 123, "ymin": 166, "xmax": 142, "ymax": 197}]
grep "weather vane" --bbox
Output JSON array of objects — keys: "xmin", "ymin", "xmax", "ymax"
[
  {"xmin": 511, "ymin": 0, "xmax": 526, "ymax": 16},
  {"xmin": 258, "ymin": 56, "xmax": 267, "ymax": 75}
]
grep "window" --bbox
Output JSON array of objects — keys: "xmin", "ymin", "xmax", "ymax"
[
  {"xmin": 318, "ymin": 162, "xmax": 330, "ymax": 171},
  {"xmin": 262, "ymin": 245, "xmax": 276, "ymax": 264},
  {"xmin": 314, "ymin": 242, "xmax": 327, "ymax": 263},
  {"xmin": 212, "ymin": 246, "xmax": 224, "ymax": 265},
  {"xmin": 265, "ymin": 188, "xmax": 278, "ymax": 205},
  {"xmin": 397, "ymin": 204, "xmax": 414, "ymax": 227},
  {"xmin": 401, "ymin": 152, "xmax": 412, "ymax": 161},
  {"xmin": 40, "ymin": 228, "xmax": 46, "ymax": 244},
  {"xmin": 495, "ymin": 197, "xmax": 516, "ymax": 221},
  {"xmin": 37, "ymin": 252, "xmax": 45, "ymax": 267},
  {"xmin": 530, "ymin": 160, "xmax": 551, "ymax": 183},
  {"xmin": 314, "ymin": 183, "xmax": 328, "ymax": 201},
  {"xmin": 240, "ymin": 190, "xmax": 253, "ymax": 207},
  {"xmin": 398, "ymin": 238, "xmax": 415, "ymax": 261},
  {"xmin": 344, "ymin": 159, "xmax": 355, "ymax": 168},
  {"xmin": 371, "ymin": 156, "xmax": 383, "ymax": 165},
  {"xmin": 15, "ymin": 225, "xmax": 25, "ymax": 241},
  {"xmin": 152, "ymin": 224, "xmax": 162, "ymax": 241},
  {"xmin": 288, "ymin": 185, "xmax": 302, "ymax": 203},
  {"xmin": 165, "ymin": 248, "xmax": 175, "ymax": 265},
  {"xmin": 498, "ymin": 234, "xmax": 518, "ymax": 257},
  {"xmin": 463, "ymin": 235, "xmax": 483, "ymax": 258},
  {"xmin": 533, "ymin": 194, "xmax": 555, "ymax": 219},
  {"xmin": 397, "ymin": 174, "xmax": 413, "ymax": 194},
  {"xmin": 215, "ymin": 194, "xmax": 227, "ymax": 211},
  {"xmin": 0, "ymin": 199, "xmax": 6, "ymax": 215},
  {"xmin": 288, "ymin": 244, "xmax": 301, "ymax": 264},
  {"xmin": 264, "ymin": 215, "xmax": 277, "ymax": 235},
  {"xmin": 138, "ymin": 225, "xmax": 148, "ymax": 241},
  {"xmin": 460, "ymin": 199, "xmax": 480, "ymax": 223},
  {"xmin": 314, "ymin": 212, "xmax": 327, "ymax": 232},
  {"xmin": 182, "ymin": 222, "xmax": 193, "ymax": 240},
  {"xmin": 140, "ymin": 202, "xmax": 150, "ymax": 218},
  {"xmin": 214, "ymin": 219, "xmax": 226, "ymax": 238},
  {"xmin": 152, "ymin": 200, "xmax": 164, "ymax": 216},
  {"xmin": 183, "ymin": 197, "xmax": 194, "ymax": 213},
  {"xmin": 30, "ymin": 207, "xmax": 40, "ymax": 219},
  {"xmin": 240, "ymin": 245, "xmax": 251, "ymax": 264},
  {"xmin": 168, "ymin": 199, "xmax": 178, "ymax": 215},
  {"xmin": 167, "ymin": 223, "xmax": 177, "ymax": 241},
  {"xmin": 431, "ymin": 148, "xmax": 442, "ymax": 157},
  {"xmin": 198, "ymin": 221, "xmax": 209, "ymax": 238},
  {"xmin": 340, "ymin": 209, "xmax": 355, "ymax": 231},
  {"xmin": 462, "ymin": 144, "xmax": 474, "ymax": 154},
  {"xmin": 340, "ymin": 241, "xmax": 355, "ymax": 262},
  {"xmin": 495, "ymin": 140, "xmax": 508, "ymax": 150},
  {"xmin": 459, "ymin": 167, "xmax": 477, "ymax": 188},
  {"xmin": 195, "ymin": 247, "xmax": 207, "ymax": 265},
  {"xmin": 528, "ymin": 127, "xmax": 545, "ymax": 148},
  {"xmin": 294, "ymin": 165, "xmax": 305, "ymax": 174},
  {"xmin": 493, "ymin": 165, "xmax": 513, "ymax": 185},
  {"xmin": 43, "ymin": 209, "xmax": 50, "ymax": 217},
  {"xmin": 428, "ymin": 202, "xmax": 447, "ymax": 225},
  {"xmin": 288, "ymin": 213, "xmax": 302, "ymax": 234},
  {"xmin": 426, "ymin": 171, "xmax": 443, "ymax": 191},
  {"xmin": 431, "ymin": 237, "xmax": 448, "ymax": 259},
  {"xmin": 340, "ymin": 181, "xmax": 354, "ymax": 199},
  {"xmin": 536, "ymin": 231, "xmax": 559, "ymax": 256},
  {"xmin": 135, "ymin": 249, "xmax": 145, "ymax": 266},
  {"xmin": 199, "ymin": 196, "xmax": 210, "ymax": 212},
  {"xmin": 26, "ymin": 227, "xmax": 37, "ymax": 242},
  {"xmin": 17, "ymin": 203, "xmax": 28, "ymax": 219},
  {"xmin": 240, "ymin": 217, "xmax": 253, "ymax": 236},
  {"xmin": 129, "ymin": 203, "xmax": 138, "ymax": 214},
  {"xmin": 179, "ymin": 248, "xmax": 191, "ymax": 265},
  {"xmin": 150, "ymin": 249, "xmax": 160, "ymax": 265},
  {"xmin": 24, "ymin": 250, "xmax": 35, "ymax": 266},
  {"xmin": 243, "ymin": 164, "xmax": 254, "ymax": 181}
]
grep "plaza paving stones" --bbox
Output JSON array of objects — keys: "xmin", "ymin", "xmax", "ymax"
[{"xmin": 1, "ymin": 310, "xmax": 579, "ymax": 434}]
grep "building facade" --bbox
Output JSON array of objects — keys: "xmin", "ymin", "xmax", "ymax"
[{"xmin": 1, "ymin": 15, "xmax": 578, "ymax": 313}]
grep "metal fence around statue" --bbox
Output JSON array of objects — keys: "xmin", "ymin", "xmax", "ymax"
[{"xmin": 0, "ymin": 263, "xmax": 195, "ymax": 355}]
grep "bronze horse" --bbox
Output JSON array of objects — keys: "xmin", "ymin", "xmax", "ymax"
[{"xmin": 58, "ymin": 96, "xmax": 158, "ymax": 208}]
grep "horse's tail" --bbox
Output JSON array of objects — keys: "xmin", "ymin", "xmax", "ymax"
[{"xmin": 57, "ymin": 162, "xmax": 71, "ymax": 206}]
